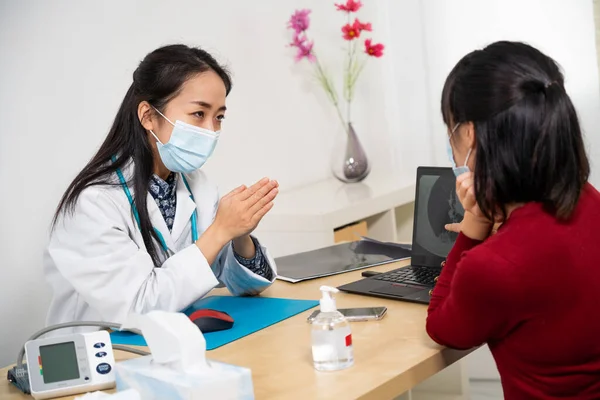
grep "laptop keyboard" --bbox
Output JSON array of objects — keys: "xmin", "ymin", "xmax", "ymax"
[{"xmin": 373, "ymin": 266, "xmax": 441, "ymax": 286}]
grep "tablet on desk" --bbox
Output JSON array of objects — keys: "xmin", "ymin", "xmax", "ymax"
[{"xmin": 274, "ymin": 240, "xmax": 411, "ymax": 283}]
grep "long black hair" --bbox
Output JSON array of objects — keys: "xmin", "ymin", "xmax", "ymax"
[
  {"xmin": 441, "ymin": 41, "xmax": 589, "ymax": 220},
  {"xmin": 53, "ymin": 44, "xmax": 232, "ymax": 266}
]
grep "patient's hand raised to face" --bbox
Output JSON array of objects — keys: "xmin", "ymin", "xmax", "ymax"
[{"xmin": 444, "ymin": 172, "xmax": 497, "ymax": 237}]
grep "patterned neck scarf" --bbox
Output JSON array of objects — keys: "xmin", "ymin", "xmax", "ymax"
[{"xmin": 148, "ymin": 172, "xmax": 177, "ymax": 232}]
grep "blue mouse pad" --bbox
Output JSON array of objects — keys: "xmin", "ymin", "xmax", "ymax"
[{"xmin": 110, "ymin": 296, "xmax": 318, "ymax": 350}]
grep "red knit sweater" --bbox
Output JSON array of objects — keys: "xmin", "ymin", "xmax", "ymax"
[{"xmin": 427, "ymin": 183, "xmax": 600, "ymax": 399}]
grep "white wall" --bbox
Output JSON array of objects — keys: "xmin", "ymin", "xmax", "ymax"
[
  {"xmin": 421, "ymin": 0, "xmax": 600, "ymax": 186},
  {"xmin": 0, "ymin": 0, "xmax": 402, "ymax": 366},
  {"xmin": 377, "ymin": 0, "xmax": 437, "ymax": 172},
  {"xmin": 417, "ymin": 0, "xmax": 600, "ymax": 379}
]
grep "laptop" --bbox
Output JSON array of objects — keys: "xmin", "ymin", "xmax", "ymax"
[{"xmin": 338, "ymin": 167, "xmax": 464, "ymax": 304}]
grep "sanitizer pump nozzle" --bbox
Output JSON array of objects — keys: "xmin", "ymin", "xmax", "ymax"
[
  {"xmin": 319, "ymin": 285, "xmax": 338, "ymax": 312},
  {"xmin": 310, "ymin": 286, "xmax": 354, "ymax": 371}
]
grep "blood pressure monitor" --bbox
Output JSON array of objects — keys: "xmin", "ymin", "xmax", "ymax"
[{"xmin": 24, "ymin": 330, "xmax": 116, "ymax": 399}]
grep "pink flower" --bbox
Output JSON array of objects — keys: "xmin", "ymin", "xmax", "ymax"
[
  {"xmin": 288, "ymin": 9, "xmax": 311, "ymax": 33},
  {"xmin": 342, "ymin": 23, "xmax": 360, "ymax": 40},
  {"xmin": 289, "ymin": 28, "xmax": 315, "ymax": 63},
  {"xmin": 295, "ymin": 40, "xmax": 316, "ymax": 63},
  {"xmin": 335, "ymin": 0, "xmax": 362, "ymax": 12},
  {"xmin": 341, "ymin": 19, "xmax": 371, "ymax": 40},
  {"xmin": 354, "ymin": 19, "xmax": 372, "ymax": 32},
  {"xmin": 364, "ymin": 39, "xmax": 384, "ymax": 57},
  {"xmin": 290, "ymin": 32, "xmax": 306, "ymax": 47}
]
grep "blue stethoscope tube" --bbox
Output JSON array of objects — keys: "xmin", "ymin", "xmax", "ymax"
[{"xmin": 112, "ymin": 155, "xmax": 198, "ymax": 253}]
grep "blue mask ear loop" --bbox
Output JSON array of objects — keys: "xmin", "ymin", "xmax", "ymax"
[
  {"xmin": 451, "ymin": 122, "xmax": 472, "ymax": 167},
  {"xmin": 111, "ymin": 155, "xmax": 169, "ymax": 253},
  {"xmin": 180, "ymin": 175, "xmax": 198, "ymax": 242}
]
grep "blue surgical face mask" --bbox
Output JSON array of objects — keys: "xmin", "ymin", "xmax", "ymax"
[
  {"xmin": 149, "ymin": 107, "xmax": 220, "ymax": 173},
  {"xmin": 447, "ymin": 123, "xmax": 472, "ymax": 177}
]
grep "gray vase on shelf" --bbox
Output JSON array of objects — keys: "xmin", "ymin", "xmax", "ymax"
[{"xmin": 332, "ymin": 122, "xmax": 370, "ymax": 183}]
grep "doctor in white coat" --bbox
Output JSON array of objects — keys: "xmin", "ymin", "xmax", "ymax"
[{"xmin": 45, "ymin": 44, "xmax": 279, "ymax": 329}]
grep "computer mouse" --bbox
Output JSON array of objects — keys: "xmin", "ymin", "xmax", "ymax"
[{"xmin": 188, "ymin": 309, "xmax": 234, "ymax": 333}]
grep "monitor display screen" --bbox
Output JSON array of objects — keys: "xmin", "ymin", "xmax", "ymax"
[{"xmin": 39, "ymin": 342, "xmax": 80, "ymax": 384}]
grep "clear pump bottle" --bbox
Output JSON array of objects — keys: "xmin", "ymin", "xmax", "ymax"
[{"xmin": 310, "ymin": 286, "xmax": 354, "ymax": 371}]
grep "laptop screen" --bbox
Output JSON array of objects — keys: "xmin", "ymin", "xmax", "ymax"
[{"xmin": 411, "ymin": 167, "xmax": 464, "ymax": 267}]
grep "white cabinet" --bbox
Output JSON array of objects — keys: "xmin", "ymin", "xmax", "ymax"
[{"xmin": 467, "ymin": 346, "xmax": 501, "ymax": 380}]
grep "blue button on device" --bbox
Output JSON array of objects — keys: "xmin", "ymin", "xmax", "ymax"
[{"xmin": 96, "ymin": 363, "xmax": 112, "ymax": 374}]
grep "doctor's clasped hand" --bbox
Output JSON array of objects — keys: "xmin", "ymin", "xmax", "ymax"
[{"xmin": 199, "ymin": 178, "xmax": 279, "ymax": 264}]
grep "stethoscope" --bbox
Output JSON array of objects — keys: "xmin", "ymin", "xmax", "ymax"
[{"xmin": 111, "ymin": 156, "xmax": 198, "ymax": 253}]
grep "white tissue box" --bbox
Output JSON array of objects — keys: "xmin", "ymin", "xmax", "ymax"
[
  {"xmin": 74, "ymin": 389, "xmax": 141, "ymax": 399},
  {"xmin": 115, "ymin": 356, "xmax": 254, "ymax": 400}
]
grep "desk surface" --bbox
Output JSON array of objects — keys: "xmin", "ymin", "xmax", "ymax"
[{"xmin": 1, "ymin": 260, "xmax": 470, "ymax": 400}]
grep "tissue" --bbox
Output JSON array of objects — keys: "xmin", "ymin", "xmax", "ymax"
[
  {"xmin": 115, "ymin": 311, "xmax": 254, "ymax": 400},
  {"xmin": 123, "ymin": 311, "xmax": 208, "ymax": 374},
  {"xmin": 74, "ymin": 389, "xmax": 140, "ymax": 399}
]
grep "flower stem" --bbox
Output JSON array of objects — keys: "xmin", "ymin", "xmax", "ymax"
[
  {"xmin": 301, "ymin": 31, "xmax": 348, "ymax": 135},
  {"xmin": 312, "ymin": 55, "xmax": 348, "ymax": 134},
  {"xmin": 347, "ymin": 40, "xmax": 358, "ymax": 118},
  {"xmin": 345, "ymin": 13, "xmax": 352, "ymax": 125},
  {"xmin": 351, "ymin": 56, "xmax": 368, "ymax": 89}
]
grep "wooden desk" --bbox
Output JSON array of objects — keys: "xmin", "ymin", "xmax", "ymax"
[{"xmin": 0, "ymin": 260, "xmax": 472, "ymax": 400}]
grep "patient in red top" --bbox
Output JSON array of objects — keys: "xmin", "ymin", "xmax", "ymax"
[{"xmin": 426, "ymin": 41, "xmax": 600, "ymax": 400}]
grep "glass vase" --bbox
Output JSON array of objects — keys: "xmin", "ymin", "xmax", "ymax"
[{"xmin": 331, "ymin": 122, "xmax": 370, "ymax": 183}]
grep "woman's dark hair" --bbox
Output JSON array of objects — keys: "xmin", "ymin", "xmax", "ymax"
[
  {"xmin": 441, "ymin": 41, "xmax": 589, "ymax": 220},
  {"xmin": 53, "ymin": 44, "xmax": 232, "ymax": 266}
]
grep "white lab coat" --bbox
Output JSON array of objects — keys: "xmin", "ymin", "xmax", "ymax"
[{"xmin": 44, "ymin": 161, "xmax": 277, "ymax": 330}]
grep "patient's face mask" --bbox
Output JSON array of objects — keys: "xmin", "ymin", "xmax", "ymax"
[{"xmin": 447, "ymin": 123, "xmax": 472, "ymax": 177}]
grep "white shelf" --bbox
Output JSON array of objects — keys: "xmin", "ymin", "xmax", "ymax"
[
  {"xmin": 259, "ymin": 171, "xmax": 415, "ymax": 232},
  {"xmin": 254, "ymin": 171, "xmax": 415, "ymax": 258}
]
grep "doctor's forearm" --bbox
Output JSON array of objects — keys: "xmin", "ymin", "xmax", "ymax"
[
  {"xmin": 232, "ymin": 235, "xmax": 255, "ymax": 259},
  {"xmin": 195, "ymin": 224, "xmax": 230, "ymax": 265}
]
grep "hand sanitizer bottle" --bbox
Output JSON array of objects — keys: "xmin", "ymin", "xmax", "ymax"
[{"xmin": 310, "ymin": 286, "xmax": 354, "ymax": 371}]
